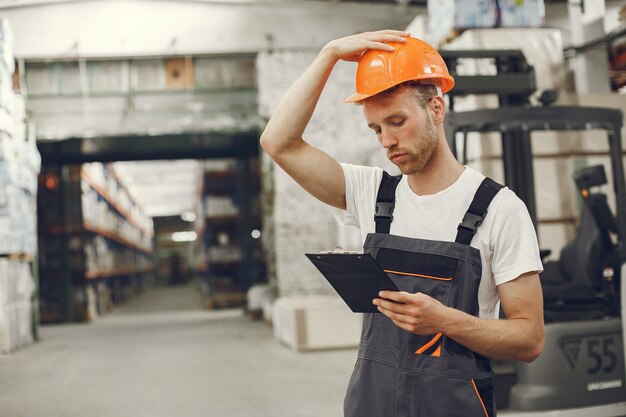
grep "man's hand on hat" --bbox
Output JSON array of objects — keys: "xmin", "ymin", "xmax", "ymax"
[
  {"xmin": 373, "ymin": 291, "xmax": 449, "ymax": 335},
  {"xmin": 323, "ymin": 30, "xmax": 410, "ymax": 63}
]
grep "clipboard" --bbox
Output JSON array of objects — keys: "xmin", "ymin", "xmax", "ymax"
[{"xmin": 305, "ymin": 252, "xmax": 399, "ymax": 313}]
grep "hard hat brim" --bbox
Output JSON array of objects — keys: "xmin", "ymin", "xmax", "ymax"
[{"xmin": 344, "ymin": 92, "xmax": 372, "ymax": 103}]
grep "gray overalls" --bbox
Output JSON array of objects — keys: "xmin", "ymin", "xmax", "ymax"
[{"xmin": 344, "ymin": 172, "xmax": 503, "ymax": 417}]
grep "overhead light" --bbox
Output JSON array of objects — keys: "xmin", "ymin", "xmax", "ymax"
[
  {"xmin": 181, "ymin": 211, "xmax": 197, "ymax": 222},
  {"xmin": 172, "ymin": 231, "xmax": 197, "ymax": 242}
]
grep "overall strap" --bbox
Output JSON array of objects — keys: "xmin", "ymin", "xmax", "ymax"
[
  {"xmin": 455, "ymin": 177, "xmax": 504, "ymax": 245},
  {"xmin": 374, "ymin": 171, "xmax": 401, "ymax": 234}
]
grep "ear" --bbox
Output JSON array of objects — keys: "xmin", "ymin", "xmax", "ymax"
[{"xmin": 429, "ymin": 96, "xmax": 446, "ymax": 125}]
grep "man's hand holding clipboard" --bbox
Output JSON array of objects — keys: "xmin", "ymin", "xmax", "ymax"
[{"xmin": 305, "ymin": 251, "xmax": 400, "ymax": 313}]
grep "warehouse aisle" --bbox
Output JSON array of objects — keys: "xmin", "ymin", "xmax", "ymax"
[{"xmin": 0, "ymin": 283, "xmax": 357, "ymax": 417}]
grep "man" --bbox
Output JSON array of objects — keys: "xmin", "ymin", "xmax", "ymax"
[{"xmin": 260, "ymin": 30, "xmax": 544, "ymax": 417}]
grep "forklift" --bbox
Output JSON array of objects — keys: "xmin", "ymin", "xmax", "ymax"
[
  {"xmin": 449, "ymin": 103, "xmax": 626, "ymax": 416},
  {"xmin": 440, "ymin": 48, "xmax": 626, "ymax": 415}
]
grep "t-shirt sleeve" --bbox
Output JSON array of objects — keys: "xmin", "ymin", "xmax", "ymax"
[
  {"xmin": 489, "ymin": 189, "xmax": 544, "ymax": 286},
  {"xmin": 333, "ymin": 163, "xmax": 382, "ymax": 229}
]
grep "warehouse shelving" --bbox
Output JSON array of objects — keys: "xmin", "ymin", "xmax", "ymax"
[
  {"xmin": 82, "ymin": 222, "xmax": 152, "ymax": 255},
  {"xmin": 194, "ymin": 158, "xmax": 265, "ymax": 309},
  {"xmin": 37, "ymin": 163, "xmax": 155, "ymax": 323},
  {"xmin": 81, "ymin": 170, "xmax": 154, "ymax": 240}
]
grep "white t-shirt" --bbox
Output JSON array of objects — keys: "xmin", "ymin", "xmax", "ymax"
[{"xmin": 333, "ymin": 163, "xmax": 543, "ymax": 319}]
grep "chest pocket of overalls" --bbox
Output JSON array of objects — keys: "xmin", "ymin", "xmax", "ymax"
[{"xmin": 377, "ymin": 248, "xmax": 457, "ymax": 305}]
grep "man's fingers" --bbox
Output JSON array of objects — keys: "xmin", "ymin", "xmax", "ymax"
[
  {"xmin": 378, "ymin": 291, "xmax": 412, "ymax": 303},
  {"xmin": 330, "ymin": 30, "xmax": 410, "ymax": 61},
  {"xmin": 365, "ymin": 41, "xmax": 395, "ymax": 52},
  {"xmin": 377, "ymin": 306, "xmax": 414, "ymax": 326},
  {"xmin": 376, "ymin": 29, "xmax": 411, "ymax": 37},
  {"xmin": 366, "ymin": 33, "xmax": 408, "ymax": 41},
  {"xmin": 361, "ymin": 30, "xmax": 409, "ymax": 47},
  {"xmin": 377, "ymin": 305, "xmax": 402, "ymax": 321},
  {"xmin": 373, "ymin": 297, "xmax": 406, "ymax": 313},
  {"xmin": 364, "ymin": 36, "xmax": 407, "ymax": 48}
]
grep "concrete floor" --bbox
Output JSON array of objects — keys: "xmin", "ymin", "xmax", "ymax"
[{"xmin": 0, "ymin": 283, "xmax": 357, "ymax": 417}]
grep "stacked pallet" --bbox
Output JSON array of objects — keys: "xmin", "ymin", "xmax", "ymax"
[
  {"xmin": 0, "ymin": 18, "xmax": 40, "ymax": 353},
  {"xmin": 0, "ymin": 259, "xmax": 35, "ymax": 353},
  {"xmin": 0, "ymin": 18, "xmax": 40, "ymax": 256}
]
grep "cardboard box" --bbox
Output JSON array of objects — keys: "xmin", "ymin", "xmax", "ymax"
[{"xmin": 273, "ymin": 296, "xmax": 361, "ymax": 351}]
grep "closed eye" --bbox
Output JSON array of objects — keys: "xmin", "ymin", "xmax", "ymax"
[
  {"xmin": 369, "ymin": 126, "xmax": 381, "ymax": 135},
  {"xmin": 391, "ymin": 119, "xmax": 405, "ymax": 127}
]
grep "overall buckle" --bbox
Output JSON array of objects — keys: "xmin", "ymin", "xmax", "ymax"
[
  {"xmin": 375, "ymin": 202, "xmax": 395, "ymax": 220},
  {"xmin": 459, "ymin": 211, "xmax": 486, "ymax": 233}
]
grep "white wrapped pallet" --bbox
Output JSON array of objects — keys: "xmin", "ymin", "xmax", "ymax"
[
  {"xmin": 16, "ymin": 261, "xmax": 33, "ymax": 303},
  {"xmin": 0, "ymin": 305, "xmax": 11, "ymax": 352},
  {"xmin": 247, "ymin": 284, "xmax": 271, "ymax": 312},
  {"xmin": 0, "ymin": 304, "xmax": 17, "ymax": 353},
  {"xmin": 0, "ymin": 158, "xmax": 18, "ymax": 184},
  {"xmin": 0, "ymin": 69, "xmax": 13, "ymax": 113},
  {"xmin": 0, "ymin": 18, "xmax": 14, "ymax": 75},
  {"xmin": 0, "ymin": 184, "xmax": 19, "ymax": 254},
  {"xmin": 0, "ymin": 107, "xmax": 12, "ymax": 138},
  {"xmin": 0, "ymin": 17, "xmax": 36, "ymax": 352},
  {"xmin": 0, "ymin": 258, "xmax": 11, "ymax": 306},
  {"xmin": 26, "ymin": 138, "xmax": 41, "ymax": 175},
  {"xmin": 0, "ymin": 265, "xmax": 37, "ymax": 351},
  {"xmin": 13, "ymin": 143, "xmax": 35, "ymax": 191},
  {"xmin": 0, "ymin": 131, "xmax": 15, "ymax": 160},
  {"xmin": 16, "ymin": 300, "xmax": 33, "ymax": 347},
  {"xmin": 7, "ymin": 259, "xmax": 18, "ymax": 300}
]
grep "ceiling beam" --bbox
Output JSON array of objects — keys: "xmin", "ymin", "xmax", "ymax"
[{"xmin": 38, "ymin": 131, "xmax": 259, "ymax": 164}]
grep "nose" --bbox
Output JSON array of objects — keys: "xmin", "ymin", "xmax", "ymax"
[{"xmin": 379, "ymin": 130, "xmax": 398, "ymax": 149}]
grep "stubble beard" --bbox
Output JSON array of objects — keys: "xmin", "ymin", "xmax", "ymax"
[{"xmin": 393, "ymin": 117, "xmax": 439, "ymax": 175}]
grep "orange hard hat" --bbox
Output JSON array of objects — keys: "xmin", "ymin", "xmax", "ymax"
[{"xmin": 344, "ymin": 37, "xmax": 455, "ymax": 103}]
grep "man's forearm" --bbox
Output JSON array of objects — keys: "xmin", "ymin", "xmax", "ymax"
[
  {"xmin": 442, "ymin": 307, "xmax": 544, "ymax": 362},
  {"xmin": 260, "ymin": 47, "xmax": 338, "ymax": 155}
]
